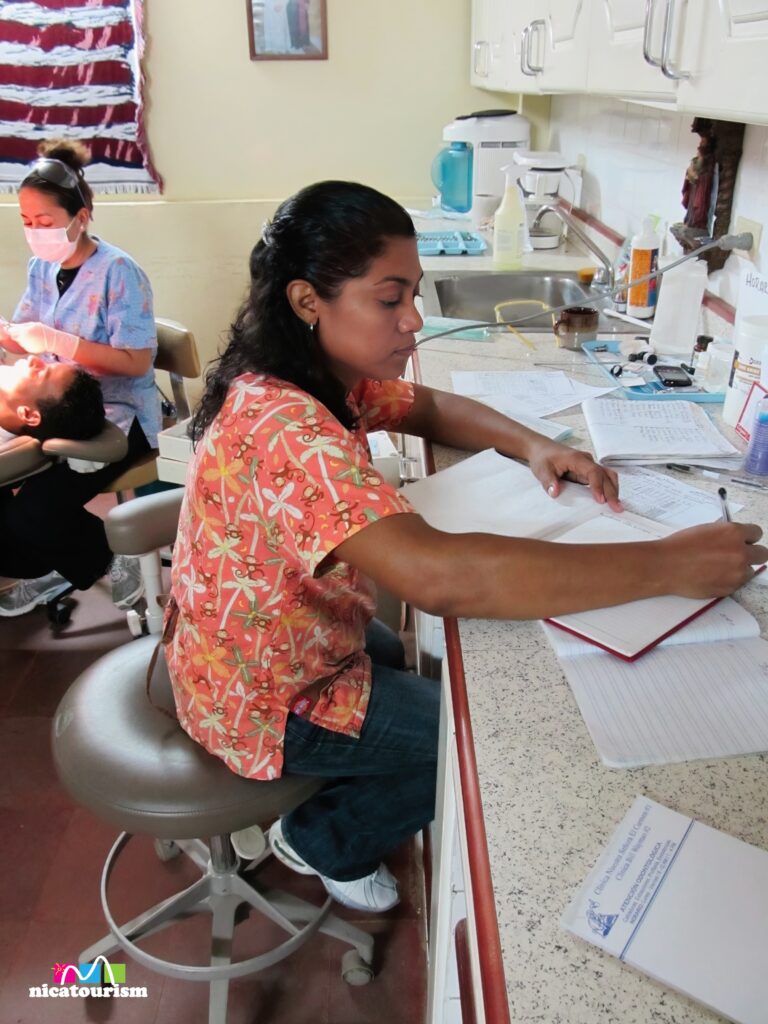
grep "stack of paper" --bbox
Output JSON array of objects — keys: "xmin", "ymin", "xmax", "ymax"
[
  {"xmin": 451, "ymin": 370, "xmax": 617, "ymax": 418},
  {"xmin": 562, "ymin": 796, "xmax": 768, "ymax": 1024},
  {"xmin": 544, "ymin": 603, "xmax": 768, "ymax": 768},
  {"xmin": 582, "ymin": 397, "xmax": 742, "ymax": 467}
]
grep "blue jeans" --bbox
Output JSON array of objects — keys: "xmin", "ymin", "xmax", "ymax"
[{"xmin": 281, "ymin": 619, "xmax": 440, "ymax": 881}]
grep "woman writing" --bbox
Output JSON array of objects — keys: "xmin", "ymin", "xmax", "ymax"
[
  {"xmin": 0, "ymin": 139, "xmax": 161, "ymax": 615},
  {"xmin": 167, "ymin": 181, "xmax": 764, "ymax": 913}
]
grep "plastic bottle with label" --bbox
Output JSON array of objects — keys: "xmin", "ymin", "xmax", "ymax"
[
  {"xmin": 648, "ymin": 257, "xmax": 708, "ymax": 358},
  {"xmin": 723, "ymin": 315, "xmax": 768, "ymax": 426},
  {"xmin": 743, "ymin": 395, "xmax": 768, "ymax": 476},
  {"xmin": 492, "ymin": 168, "xmax": 525, "ymax": 270},
  {"xmin": 627, "ymin": 218, "xmax": 660, "ymax": 319}
]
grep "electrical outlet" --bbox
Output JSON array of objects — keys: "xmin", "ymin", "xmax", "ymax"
[{"xmin": 734, "ymin": 216, "xmax": 762, "ymax": 261}]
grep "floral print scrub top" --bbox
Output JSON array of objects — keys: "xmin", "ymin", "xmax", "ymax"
[{"xmin": 166, "ymin": 374, "xmax": 416, "ymax": 780}]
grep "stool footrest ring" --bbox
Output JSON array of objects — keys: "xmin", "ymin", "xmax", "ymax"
[{"xmin": 93, "ymin": 832, "xmax": 333, "ymax": 982}]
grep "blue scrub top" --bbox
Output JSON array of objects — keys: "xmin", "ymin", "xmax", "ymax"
[{"xmin": 14, "ymin": 237, "xmax": 161, "ymax": 446}]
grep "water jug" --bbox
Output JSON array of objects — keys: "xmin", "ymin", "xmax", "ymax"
[{"xmin": 431, "ymin": 142, "xmax": 472, "ymax": 214}]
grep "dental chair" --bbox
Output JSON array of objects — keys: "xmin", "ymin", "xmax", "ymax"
[
  {"xmin": 104, "ymin": 317, "xmax": 201, "ymax": 499},
  {"xmin": 0, "ymin": 421, "xmax": 129, "ymax": 624},
  {"xmin": 0, "ymin": 318, "xmax": 200, "ymax": 625},
  {"xmin": 52, "ymin": 488, "xmax": 375, "ymax": 1024}
]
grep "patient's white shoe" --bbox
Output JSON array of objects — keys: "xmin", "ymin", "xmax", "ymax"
[
  {"xmin": 268, "ymin": 819, "xmax": 400, "ymax": 912},
  {"xmin": 0, "ymin": 572, "xmax": 70, "ymax": 617}
]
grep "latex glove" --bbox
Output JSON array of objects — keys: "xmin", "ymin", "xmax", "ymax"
[
  {"xmin": 0, "ymin": 316, "xmax": 11, "ymax": 348},
  {"xmin": 7, "ymin": 321, "xmax": 80, "ymax": 360}
]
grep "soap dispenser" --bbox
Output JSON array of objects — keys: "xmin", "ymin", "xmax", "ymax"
[{"xmin": 493, "ymin": 167, "xmax": 525, "ymax": 270}]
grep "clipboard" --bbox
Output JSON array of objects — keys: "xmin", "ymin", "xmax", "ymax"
[{"xmin": 581, "ymin": 340, "xmax": 725, "ymax": 403}]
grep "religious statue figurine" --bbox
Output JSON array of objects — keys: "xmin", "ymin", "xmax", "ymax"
[
  {"xmin": 682, "ymin": 129, "xmax": 716, "ymax": 231},
  {"xmin": 671, "ymin": 117, "xmax": 744, "ymax": 272}
]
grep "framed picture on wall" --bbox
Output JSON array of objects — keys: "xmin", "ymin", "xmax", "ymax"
[{"xmin": 247, "ymin": 0, "xmax": 328, "ymax": 61}]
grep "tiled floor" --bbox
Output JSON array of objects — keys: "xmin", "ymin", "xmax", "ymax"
[{"xmin": 0, "ymin": 512, "xmax": 428, "ymax": 1024}]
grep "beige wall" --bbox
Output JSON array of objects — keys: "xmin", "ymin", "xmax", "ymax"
[{"xmin": 0, "ymin": 0, "xmax": 546, "ymax": 380}]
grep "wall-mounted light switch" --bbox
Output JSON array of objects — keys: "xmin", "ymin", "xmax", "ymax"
[{"xmin": 734, "ymin": 216, "xmax": 762, "ymax": 262}]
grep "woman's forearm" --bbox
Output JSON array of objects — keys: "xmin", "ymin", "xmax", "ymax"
[
  {"xmin": 400, "ymin": 384, "xmax": 541, "ymax": 461},
  {"xmin": 73, "ymin": 338, "xmax": 154, "ymax": 377}
]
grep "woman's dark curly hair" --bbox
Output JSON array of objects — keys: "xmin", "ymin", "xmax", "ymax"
[{"xmin": 190, "ymin": 180, "xmax": 415, "ymax": 444}]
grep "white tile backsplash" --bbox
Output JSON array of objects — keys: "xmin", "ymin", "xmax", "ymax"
[{"xmin": 549, "ymin": 96, "xmax": 768, "ymax": 284}]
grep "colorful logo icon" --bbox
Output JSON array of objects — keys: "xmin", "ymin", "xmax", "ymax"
[{"xmin": 52, "ymin": 960, "xmax": 127, "ymax": 985}]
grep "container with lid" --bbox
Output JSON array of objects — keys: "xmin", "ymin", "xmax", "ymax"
[{"xmin": 722, "ymin": 315, "xmax": 768, "ymax": 425}]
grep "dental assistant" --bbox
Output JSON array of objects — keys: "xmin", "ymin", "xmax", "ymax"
[{"xmin": 0, "ymin": 139, "xmax": 161, "ymax": 614}]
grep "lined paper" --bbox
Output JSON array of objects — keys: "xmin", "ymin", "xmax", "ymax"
[
  {"xmin": 582, "ymin": 398, "xmax": 741, "ymax": 465},
  {"xmin": 556, "ymin": 636, "xmax": 768, "ymax": 767}
]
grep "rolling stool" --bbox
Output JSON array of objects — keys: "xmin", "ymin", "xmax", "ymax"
[{"xmin": 52, "ymin": 637, "xmax": 375, "ymax": 1024}]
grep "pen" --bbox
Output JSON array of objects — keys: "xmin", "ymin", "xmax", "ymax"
[
  {"xmin": 730, "ymin": 476, "xmax": 768, "ymax": 491},
  {"xmin": 666, "ymin": 463, "xmax": 691, "ymax": 473},
  {"xmin": 718, "ymin": 487, "xmax": 731, "ymax": 522}
]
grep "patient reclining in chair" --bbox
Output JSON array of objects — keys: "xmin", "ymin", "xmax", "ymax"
[
  {"xmin": 0, "ymin": 354, "xmax": 104, "ymax": 443},
  {"xmin": 0, "ymin": 356, "xmax": 108, "ymax": 617}
]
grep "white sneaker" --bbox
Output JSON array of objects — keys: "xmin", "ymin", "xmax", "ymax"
[
  {"xmin": 268, "ymin": 818, "xmax": 399, "ymax": 912},
  {"xmin": 109, "ymin": 554, "xmax": 144, "ymax": 609},
  {"xmin": 0, "ymin": 572, "xmax": 70, "ymax": 618},
  {"xmin": 230, "ymin": 825, "xmax": 267, "ymax": 861}
]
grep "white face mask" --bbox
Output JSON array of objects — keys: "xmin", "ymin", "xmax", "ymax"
[{"xmin": 24, "ymin": 216, "xmax": 80, "ymax": 263}]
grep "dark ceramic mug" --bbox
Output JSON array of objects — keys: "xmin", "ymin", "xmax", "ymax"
[{"xmin": 553, "ymin": 306, "xmax": 599, "ymax": 351}]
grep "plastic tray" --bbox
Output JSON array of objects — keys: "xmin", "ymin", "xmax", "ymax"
[
  {"xmin": 581, "ymin": 340, "xmax": 725, "ymax": 403},
  {"xmin": 416, "ymin": 231, "xmax": 487, "ymax": 256}
]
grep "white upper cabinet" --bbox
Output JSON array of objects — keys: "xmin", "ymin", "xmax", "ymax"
[
  {"xmin": 470, "ymin": 0, "xmax": 768, "ymax": 123},
  {"xmin": 586, "ymin": 0, "xmax": 679, "ymax": 100},
  {"xmin": 675, "ymin": 2, "xmax": 768, "ymax": 121},
  {"xmin": 471, "ymin": 0, "xmax": 514, "ymax": 91},
  {"xmin": 495, "ymin": 1, "xmax": 545, "ymax": 93},
  {"xmin": 540, "ymin": 0, "xmax": 591, "ymax": 92}
]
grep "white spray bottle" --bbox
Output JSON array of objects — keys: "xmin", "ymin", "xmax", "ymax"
[{"xmin": 493, "ymin": 167, "xmax": 526, "ymax": 270}]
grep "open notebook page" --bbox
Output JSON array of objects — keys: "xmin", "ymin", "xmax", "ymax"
[
  {"xmin": 545, "ymin": 511, "xmax": 724, "ymax": 660},
  {"xmin": 555, "ymin": 635, "xmax": 768, "ymax": 767},
  {"xmin": 401, "ymin": 448, "xmax": 601, "ymax": 540}
]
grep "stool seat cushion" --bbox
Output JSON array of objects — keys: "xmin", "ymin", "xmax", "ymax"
[{"xmin": 52, "ymin": 636, "xmax": 322, "ymax": 839}]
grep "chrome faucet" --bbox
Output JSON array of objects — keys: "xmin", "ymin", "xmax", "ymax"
[{"xmin": 531, "ymin": 205, "xmax": 615, "ymax": 290}]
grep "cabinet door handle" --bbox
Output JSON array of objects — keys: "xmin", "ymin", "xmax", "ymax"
[
  {"xmin": 527, "ymin": 18, "xmax": 546, "ymax": 74},
  {"xmin": 642, "ymin": 0, "xmax": 662, "ymax": 67},
  {"xmin": 473, "ymin": 40, "xmax": 489, "ymax": 78},
  {"xmin": 660, "ymin": 0, "xmax": 691, "ymax": 79},
  {"xmin": 520, "ymin": 24, "xmax": 535, "ymax": 76}
]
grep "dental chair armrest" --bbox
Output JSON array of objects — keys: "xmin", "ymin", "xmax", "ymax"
[
  {"xmin": 106, "ymin": 487, "xmax": 184, "ymax": 556},
  {"xmin": 0, "ymin": 435, "xmax": 52, "ymax": 487},
  {"xmin": 41, "ymin": 421, "xmax": 129, "ymax": 463}
]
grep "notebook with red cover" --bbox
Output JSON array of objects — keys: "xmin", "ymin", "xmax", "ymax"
[{"xmin": 545, "ymin": 568, "xmax": 765, "ymax": 662}]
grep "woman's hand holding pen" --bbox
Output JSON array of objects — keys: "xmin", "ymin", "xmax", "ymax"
[
  {"xmin": 527, "ymin": 439, "xmax": 623, "ymax": 511},
  {"xmin": 658, "ymin": 522, "xmax": 768, "ymax": 598}
]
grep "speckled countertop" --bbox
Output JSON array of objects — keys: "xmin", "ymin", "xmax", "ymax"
[{"xmin": 413, "ymin": 331, "xmax": 768, "ymax": 1024}]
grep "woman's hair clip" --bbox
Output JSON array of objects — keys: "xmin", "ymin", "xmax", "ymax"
[{"xmin": 261, "ymin": 221, "xmax": 273, "ymax": 247}]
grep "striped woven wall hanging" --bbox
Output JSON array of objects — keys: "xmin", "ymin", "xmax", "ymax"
[{"xmin": 0, "ymin": 0, "xmax": 162, "ymax": 194}]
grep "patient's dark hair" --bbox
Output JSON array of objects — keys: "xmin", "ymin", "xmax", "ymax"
[
  {"xmin": 190, "ymin": 180, "xmax": 416, "ymax": 444},
  {"xmin": 25, "ymin": 369, "xmax": 105, "ymax": 442}
]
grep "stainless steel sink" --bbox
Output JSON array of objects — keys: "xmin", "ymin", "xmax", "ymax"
[{"xmin": 421, "ymin": 270, "xmax": 635, "ymax": 334}]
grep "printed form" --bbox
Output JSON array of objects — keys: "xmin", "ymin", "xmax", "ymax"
[{"xmin": 562, "ymin": 796, "xmax": 768, "ymax": 1024}]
